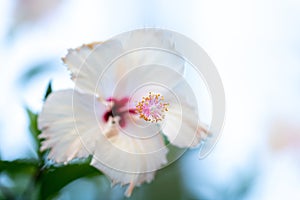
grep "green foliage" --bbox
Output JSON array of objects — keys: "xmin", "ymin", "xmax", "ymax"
[
  {"xmin": 18, "ymin": 61, "xmax": 55, "ymax": 86},
  {"xmin": 40, "ymin": 161, "xmax": 102, "ymax": 200},
  {"xmin": 0, "ymin": 160, "xmax": 39, "ymax": 199},
  {"xmin": 162, "ymin": 132, "xmax": 170, "ymax": 145},
  {"xmin": 43, "ymin": 81, "xmax": 52, "ymax": 101},
  {"xmin": 0, "ymin": 160, "xmax": 38, "ymax": 173},
  {"xmin": 26, "ymin": 82, "xmax": 52, "ymax": 159},
  {"xmin": 130, "ymin": 157, "xmax": 185, "ymax": 200},
  {"xmin": 26, "ymin": 108, "xmax": 41, "ymax": 154}
]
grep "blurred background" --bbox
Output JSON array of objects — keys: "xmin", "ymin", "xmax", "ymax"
[{"xmin": 1, "ymin": 0, "xmax": 300, "ymax": 199}]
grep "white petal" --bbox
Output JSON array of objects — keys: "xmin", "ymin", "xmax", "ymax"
[
  {"xmin": 38, "ymin": 89, "xmax": 105, "ymax": 163},
  {"xmin": 162, "ymin": 80, "xmax": 209, "ymax": 148},
  {"xmin": 162, "ymin": 103, "xmax": 208, "ymax": 148},
  {"xmin": 62, "ymin": 41, "xmax": 123, "ymax": 98},
  {"xmin": 91, "ymin": 118, "xmax": 168, "ymax": 197},
  {"xmin": 120, "ymin": 29, "xmax": 176, "ymax": 50},
  {"xmin": 111, "ymin": 62, "xmax": 185, "ymax": 99},
  {"xmin": 103, "ymin": 29, "xmax": 185, "ymax": 98}
]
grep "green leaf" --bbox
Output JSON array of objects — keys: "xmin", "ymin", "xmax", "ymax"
[
  {"xmin": 26, "ymin": 108, "xmax": 41, "ymax": 155},
  {"xmin": 44, "ymin": 81, "xmax": 52, "ymax": 101},
  {"xmin": 0, "ymin": 159, "xmax": 38, "ymax": 173},
  {"xmin": 130, "ymin": 155, "xmax": 185, "ymax": 200},
  {"xmin": 162, "ymin": 133, "xmax": 170, "ymax": 145},
  {"xmin": 0, "ymin": 160, "xmax": 39, "ymax": 199},
  {"xmin": 26, "ymin": 109, "xmax": 40, "ymax": 137},
  {"xmin": 18, "ymin": 61, "xmax": 54, "ymax": 86},
  {"xmin": 39, "ymin": 162, "xmax": 102, "ymax": 200},
  {"xmin": 25, "ymin": 82, "xmax": 52, "ymax": 159}
]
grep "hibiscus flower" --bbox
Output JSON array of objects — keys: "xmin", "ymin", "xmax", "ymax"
[{"xmin": 38, "ymin": 29, "xmax": 209, "ymax": 197}]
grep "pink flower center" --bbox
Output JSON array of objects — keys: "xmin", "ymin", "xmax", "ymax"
[
  {"xmin": 136, "ymin": 92, "xmax": 169, "ymax": 123},
  {"xmin": 103, "ymin": 97, "xmax": 136, "ymax": 127}
]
